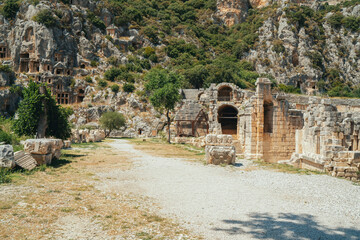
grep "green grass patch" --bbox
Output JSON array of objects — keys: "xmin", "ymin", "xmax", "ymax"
[{"xmin": 255, "ymin": 160, "xmax": 324, "ymax": 175}]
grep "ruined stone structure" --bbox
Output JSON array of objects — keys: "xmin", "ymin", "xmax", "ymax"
[{"xmin": 176, "ymin": 78, "xmax": 360, "ymax": 180}]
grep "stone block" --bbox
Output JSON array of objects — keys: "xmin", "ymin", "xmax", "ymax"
[
  {"xmin": 0, "ymin": 144, "xmax": 15, "ymax": 168},
  {"xmin": 63, "ymin": 140, "xmax": 71, "ymax": 149},
  {"xmin": 23, "ymin": 139, "xmax": 63, "ymax": 164},
  {"xmin": 205, "ymin": 134, "xmax": 233, "ymax": 146},
  {"xmin": 205, "ymin": 145, "xmax": 236, "ymax": 165}
]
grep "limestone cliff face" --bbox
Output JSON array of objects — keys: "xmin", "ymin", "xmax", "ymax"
[
  {"xmin": 246, "ymin": 5, "xmax": 360, "ymax": 94},
  {"xmin": 215, "ymin": 0, "xmax": 249, "ymax": 26},
  {"xmin": 216, "ymin": 0, "xmax": 340, "ymax": 26}
]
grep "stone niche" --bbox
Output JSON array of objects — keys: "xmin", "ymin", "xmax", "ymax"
[{"xmin": 205, "ymin": 134, "xmax": 236, "ymax": 165}]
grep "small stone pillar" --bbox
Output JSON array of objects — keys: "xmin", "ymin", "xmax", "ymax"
[{"xmin": 205, "ymin": 134, "xmax": 236, "ymax": 165}]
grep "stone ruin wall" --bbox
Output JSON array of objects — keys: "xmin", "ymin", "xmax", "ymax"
[{"xmin": 177, "ymin": 79, "xmax": 360, "ymax": 180}]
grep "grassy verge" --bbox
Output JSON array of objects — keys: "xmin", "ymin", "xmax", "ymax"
[{"xmin": 254, "ymin": 160, "xmax": 325, "ymax": 175}]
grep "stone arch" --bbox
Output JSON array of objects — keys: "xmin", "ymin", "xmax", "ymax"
[{"xmin": 218, "ymin": 104, "xmax": 238, "ymax": 136}]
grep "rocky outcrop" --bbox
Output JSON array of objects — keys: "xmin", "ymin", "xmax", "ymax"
[
  {"xmin": 0, "ymin": 144, "xmax": 15, "ymax": 168},
  {"xmin": 215, "ymin": 0, "xmax": 249, "ymax": 26}
]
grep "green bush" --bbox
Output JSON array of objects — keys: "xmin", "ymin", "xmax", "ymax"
[
  {"xmin": 90, "ymin": 60, "xmax": 99, "ymax": 67},
  {"xmin": 104, "ymin": 67, "xmax": 123, "ymax": 82},
  {"xmin": 1, "ymin": 0, "xmax": 19, "ymax": 19},
  {"xmin": 328, "ymin": 12, "xmax": 344, "ymax": 29},
  {"xmin": 97, "ymin": 79, "xmax": 108, "ymax": 88},
  {"xmin": 33, "ymin": 9, "xmax": 57, "ymax": 28},
  {"xmin": 305, "ymin": 51, "xmax": 323, "ymax": 70},
  {"xmin": 0, "ymin": 64, "xmax": 12, "ymax": 73},
  {"xmin": 87, "ymin": 12, "xmax": 106, "ymax": 31},
  {"xmin": 111, "ymin": 84, "xmax": 120, "ymax": 93},
  {"xmin": 143, "ymin": 26, "xmax": 159, "ymax": 44},
  {"xmin": 277, "ymin": 84, "xmax": 301, "ymax": 94},
  {"xmin": 342, "ymin": 16, "xmax": 360, "ymax": 32},
  {"xmin": 123, "ymin": 83, "xmax": 135, "ymax": 93},
  {"xmin": 272, "ymin": 40, "xmax": 286, "ymax": 54},
  {"xmin": 85, "ymin": 76, "xmax": 93, "ymax": 83},
  {"xmin": 0, "ymin": 168, "xmax": 12, "ymax": 184}
]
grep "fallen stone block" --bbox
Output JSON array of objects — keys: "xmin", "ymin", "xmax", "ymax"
[
  {"xmin": 205, "ymin": 145, "xmax": 236, "ymax": 165},
  {"xmin": 0, "ymin": 144, "xmax": 15, "ymax": 168},
  {"xmin": 14, "ymin": 151, "xmax": 37, "ymax": 170}
]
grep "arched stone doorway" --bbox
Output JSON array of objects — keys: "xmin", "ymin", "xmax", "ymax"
[
  {"xmin": 218, "ymin": 86, "xmax": 232, "ymax": 101},
  {"xmin": 218, "ymin": 105, "xmax": 238, "ymax": 137}
]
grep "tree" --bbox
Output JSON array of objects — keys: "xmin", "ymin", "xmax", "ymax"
[
  {"xmin": 1, "ymin": 0, "xmax": 19, "ymax": 19},
  {"xmin": 99, "ymin": 112, "xmax": 126, "ymax": 138},
  {"xmin": 145, "ymin": 68, "xmax": 181, "ymax": 143},
  {"xmin": 12, "ymin": 81, "xmax": 71, "ymax": 139}
]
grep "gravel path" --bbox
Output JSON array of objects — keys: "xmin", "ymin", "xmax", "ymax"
[{"xmin": 107, "ymin": 139, "xmax": 360, "ymax": 240}]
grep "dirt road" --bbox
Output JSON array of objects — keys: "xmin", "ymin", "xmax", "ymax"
[{"xmin": 109, "ymin": 139, "xmax": 360, "ymax": 240}]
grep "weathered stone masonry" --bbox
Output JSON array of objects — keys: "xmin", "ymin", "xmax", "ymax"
[{"xmin": 176, "ymin": 78, "xmax": 360, "ymax": 180}]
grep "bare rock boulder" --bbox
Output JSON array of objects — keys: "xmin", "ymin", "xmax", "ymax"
[{"xmin": 0, "ymin": 144, "xmax": 15, "ymax": 168}]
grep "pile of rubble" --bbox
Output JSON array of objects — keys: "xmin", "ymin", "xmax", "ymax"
[{"xmin": 0, "ymin": 139, "xmax": 66, "ymax": 171}]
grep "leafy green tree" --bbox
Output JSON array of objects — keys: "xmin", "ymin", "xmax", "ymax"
[
  {"xmin": 99, "ymin": 111, "xmax": 126, "ymax": 137},
  {"xmin": 1, "ymin": 0, "xmax": 19, "ymax": 19},
  {"xmin": 184, "ymin": 65, "xmax": 208, "ymax": 89},
  {"xmin": 12, "ymin": 81, "xmax": 71, "ymax": 139},
  {"xmin": 145, "ymin": 68, "xmax": 181, "ymax": 143}
]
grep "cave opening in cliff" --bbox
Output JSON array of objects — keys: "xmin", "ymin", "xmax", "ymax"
[{"xmin": 218, "ymin": 105, "xmax": 238, "ymax": 137}]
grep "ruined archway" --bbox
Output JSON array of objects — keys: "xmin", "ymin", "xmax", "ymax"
[
  {"xmin": 218, "ymin": 105, "xmax": 238, "ymax": 137},
  {"xmin": 218, "ymin": 86, "xmax": 232, "ymax": 101}
]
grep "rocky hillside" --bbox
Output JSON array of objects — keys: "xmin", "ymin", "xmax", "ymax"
[{"xmin": 0, "ymin": 0, "xmax": 359, "ymax": 129}]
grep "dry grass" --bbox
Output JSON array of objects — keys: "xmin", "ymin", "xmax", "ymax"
[
  {"xmin": 128, "ymin": 138, "xmax": 205, "ymax": 163},
  {"xmin": 254, "ymin": 160, "xmax": 325, "ymax": 175},
  {"xmin": 0, "ymin": 141, "xmax": 198, "ymax": 239}
]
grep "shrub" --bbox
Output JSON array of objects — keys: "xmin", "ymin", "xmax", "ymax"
[
  {"xmin": 87, "ymin": 12, "xmax": 106, "ymax": 31},
  {"xmin": 33, "ymin": 9, "xmax": 57, "ymax": 28},
  {"xmin": 111, "ymin": 84, "xmax": 120, "ymax": 93},
  {"xmin": 277, "ymin": 84, "xmax": 301, "ymax": 94},
  {"xmin": 272, "ymin": 40, "xmax": 286, "ymax": 54},
  {"xmin": 143, "ymin": 26, "xmax": 159, "ymax": 44},
  {"xmin": 342, "ymin": 16, "xmax": 360, "ymax": 32},
  {"xmin": 90, "ymin": 60, "xmax": 99, "ymax": 67},
  {"xmin": 123, "ymin": 83, "xmax": 135, "ymax": 93},
  {"xmin": 1, "ymin": 0, "xmax": 19, "ymax": 19},
  {"xmin": 143, "ymin": 47, "xmax": 156, "ymax": 58},
  {"xmin": 104, "ymin": 67, "xmax": 123, "ymax": 82},
  {"xmin": 85, "ymin": 76, "xmax": 93, "ymax": 83},
  {"xmin": 0, "ymin": 64, "xmax": 12, "ymax": 73},
  {"xmin": 305, "ymin": 51, "xmax": 323, "ymax": 70},
  {"xmin": 97, "ymin": 79, "xmax": 108, "ymax": 88},
  {"xmin": 328, "ymin": 12, "xmax": 344, "ymax": 29}
]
